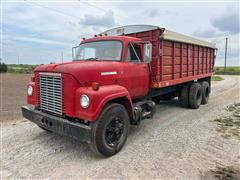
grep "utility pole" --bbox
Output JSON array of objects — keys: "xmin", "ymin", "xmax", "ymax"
[
  {"xmin": 61, "ymin": 51, "xmax": 63, "ymax": 63},
  {"xmin": 224, "ymin": 37, "xmax": 228, "ymax": 72},
  {"xmin": 18, "ymin": 55, "xmax": 20, "ymax": 65}
]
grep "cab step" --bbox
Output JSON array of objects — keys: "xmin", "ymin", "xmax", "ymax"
[{"xmin": 132, "ymin": 100, "xmax": 156, "ymax": 125}]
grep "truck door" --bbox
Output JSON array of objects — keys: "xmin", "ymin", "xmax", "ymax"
[{"xmin": 123, "ymin": 43, "xmax": 149, "ymax": 98}]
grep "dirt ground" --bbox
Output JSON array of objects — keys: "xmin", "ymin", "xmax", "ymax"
[
  {"xmin": 0, "ymin": 73, "xmax": 31, "ymax": 125},
  {"xmin": 1, "ymin": 74, "xmax": 240, "ymax": 179}
]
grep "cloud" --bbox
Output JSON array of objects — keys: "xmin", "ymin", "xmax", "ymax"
[
  {"xmin": 145, "ymin": 8, "xmax": 159, "ymax": 17},
  {"xmin": 207, "ymin": 33, "xmax": 239, "ymax": 66},
  {"xmin": 4, "ymin": 35, "xmax": 73, "ymax": 46},
  {"xmin": 144, "ymin": 9, "xmax": 177, "ymax": 18},
  {"xmin": 79, "ymin": 10, "xmax": 116, "ymax": 27},
  {"xmin": 211, "ymin": 9, "xmax": 239, "ymax": 34},
  {"xmin": 192, "ymin": 29, "xmax": 216, "ymax": 38}
]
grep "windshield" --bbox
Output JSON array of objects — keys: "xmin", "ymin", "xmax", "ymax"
[{"xmin": 73, "ymin": 41, "xmax": 122, "ymax": 61}]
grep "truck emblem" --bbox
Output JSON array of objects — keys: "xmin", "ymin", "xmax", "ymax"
[{"xmin": 101, "ymin": 72, "xmax": 118, "ymax": 76}]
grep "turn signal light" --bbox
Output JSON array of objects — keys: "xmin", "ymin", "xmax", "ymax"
[{"xmin": 92, "ymin": 82, "xmax": 100, "ymax": 91}]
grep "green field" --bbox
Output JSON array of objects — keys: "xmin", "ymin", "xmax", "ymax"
[
  {"xmin": 214, "ymin": 66, "xmax": 240, "ymax": 75},
  {"xmin": 7, "ymin": 64, "xmax": 37, "ymax": 74},
  {"xmin": 211, "ymin": 76, "xmax": 224, "ymax": 81}
]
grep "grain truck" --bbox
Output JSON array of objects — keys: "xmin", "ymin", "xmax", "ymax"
[{"xmin": 22, "ymin": 25, "xmax": 216, "ymax": 156}]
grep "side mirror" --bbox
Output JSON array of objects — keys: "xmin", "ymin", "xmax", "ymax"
[
  {"xmin": 72, "ymin": 46, "xmax": 77, "ymax": 60},
  {"xmin": 144, "ymin": 43, "xmax": 152, "ymax": 63}
]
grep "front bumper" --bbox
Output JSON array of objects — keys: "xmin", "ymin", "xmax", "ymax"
[{"xmin": 21, "ymin": 106, "xmax": 91, "ymax": 143}]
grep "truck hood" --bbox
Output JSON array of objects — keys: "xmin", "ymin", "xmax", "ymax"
[{"xmin": 34, "ymin": 61, "xmax": 123, "ymax": 86}]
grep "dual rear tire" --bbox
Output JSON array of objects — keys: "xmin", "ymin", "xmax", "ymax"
[
  {"xmin": 179, "ymin": 81, "xmax": 210, "ymax": 109},
  {"xmin": 189, "ymin": 83, "xmax": 202, "ymax": 109},
  {"xmin": 201, "ymin": 81, "xmax": 210, "ymax": 104}
]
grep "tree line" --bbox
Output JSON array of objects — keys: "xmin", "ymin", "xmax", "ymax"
[{"xmin": 0, "ymin": 63, "xmax": 8, "ymax": 73}]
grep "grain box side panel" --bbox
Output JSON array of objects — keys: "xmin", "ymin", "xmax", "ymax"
[{"xmin": 158, "ymin": 39, "xmax": 215, "ymax": 87}]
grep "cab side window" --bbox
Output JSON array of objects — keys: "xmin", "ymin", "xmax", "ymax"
[{"xmin": 126, "ymin": 44, "xmax": 142, "ymax": 62}]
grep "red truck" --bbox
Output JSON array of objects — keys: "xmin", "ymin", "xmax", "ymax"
[{"xmin": 22, "ymin": 25, "xmax": 216, "ymax": 156}]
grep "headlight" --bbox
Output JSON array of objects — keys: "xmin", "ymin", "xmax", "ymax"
[
  {"xmin": 27, "ymin": 85, "xmax": 33, "ymax": 96},
  {"xmin": 80, "ymin": 94, "xmax": 90, "ymax": 108}
]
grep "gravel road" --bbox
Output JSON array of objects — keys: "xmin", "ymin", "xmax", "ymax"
[{"xmin": 1, "ymin": 75, "xmax": 240, "ymax": 179}]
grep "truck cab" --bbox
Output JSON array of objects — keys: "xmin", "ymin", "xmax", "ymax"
[{"xmin": 72, "ymin": 36, "xmax": 152, "ymax": 99}]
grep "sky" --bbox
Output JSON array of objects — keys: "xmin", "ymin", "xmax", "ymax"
[{"xmin": 1, "ymin": 0, "xmax": 239, "ymax": 66}]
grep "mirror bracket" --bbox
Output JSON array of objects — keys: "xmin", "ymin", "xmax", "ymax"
[{"xmin": 144, "ymin": 43, "xmax": 152, "ymax": 63}]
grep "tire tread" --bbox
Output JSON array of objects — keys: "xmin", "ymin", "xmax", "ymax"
[{"xmin": 189, "ymin": 83, "xmax": 202, "ymax": 109}]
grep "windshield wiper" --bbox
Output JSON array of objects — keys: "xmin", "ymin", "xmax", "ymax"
[{"xmin": 85, "ymin": 57, "xmax": 98, "ymax": 61}]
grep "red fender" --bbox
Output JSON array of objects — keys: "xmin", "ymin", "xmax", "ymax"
[
  {"xmin": 27, "ymin": 82, "xmax": 36, "ymax": 105},
  {"xmin": 75, "ymin": 85, "xmax": 134, "ymax": 121}
]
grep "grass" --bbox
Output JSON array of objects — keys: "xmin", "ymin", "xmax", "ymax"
[
  {"xmin": 212, "ymin": 76, "xmax": 224, "ymax": 81},
  {"xmin": 203, "ymin": 165, "xmax": 240, "ymax": 180},
  {"xmin": 214, "ymin": 66, "xmax": 240, "ymax": 75},
  {"xmin": 212, "ymin": 103, "xmax": 240, "ymax": 139},
  {"xmin": 211, "ymin": 166, "xmax": 240, "ymax": 180},
  {"xmin": 227, "ymin": 103, "xmax": 240, "ymax": 113},
  {"xmin": 7, "ymin": 64, "xmax": 37, "ymax": 74}
]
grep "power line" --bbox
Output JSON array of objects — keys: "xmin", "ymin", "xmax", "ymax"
[
  {"xmin": 24, "ymin": 0, "xmax": 134, "ymax": 26},
  {"xmin": 24, "ymin": 0, "xmax": 81, "ymax": 20},
  {"xmin": 78, "ymin": 0, "xmax": 134, "ymax": 22}
]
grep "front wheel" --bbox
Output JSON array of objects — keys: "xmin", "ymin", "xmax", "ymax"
[{"xmin": 89, "ymin": 103, "xmax": 130, "ymax": 157}]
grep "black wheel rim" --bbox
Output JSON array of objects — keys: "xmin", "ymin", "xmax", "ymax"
[{"xmin": 105, "ymin": 117, "xmax": 124, "ymax": 146}]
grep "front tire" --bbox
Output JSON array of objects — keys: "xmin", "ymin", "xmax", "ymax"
[{"xmin": 90, "ymin": 103, "xmax": 130, "ymax": 157}]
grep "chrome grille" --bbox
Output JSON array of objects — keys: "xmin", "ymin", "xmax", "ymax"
[{"xmin": 39, "ymin": 73, "xmax": 62, "ymax": 115}]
